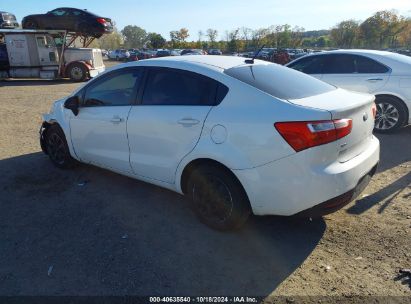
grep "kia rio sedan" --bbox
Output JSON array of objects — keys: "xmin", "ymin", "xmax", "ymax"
[
  {"xmin": 287, "ymin": 50, "xmax": 411, "ymax": 133},
  {"xmin": 40, "ymin": 56, "xmax": 380, "ymax": 230}
]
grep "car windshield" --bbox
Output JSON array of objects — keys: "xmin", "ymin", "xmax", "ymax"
[
  {"xmin": 2, "ymin": 13, "xmax": 16, "ymax": 21},
  {"xmin": 224, "ymin": 62, "xmax": 336, "ymax": 100}
]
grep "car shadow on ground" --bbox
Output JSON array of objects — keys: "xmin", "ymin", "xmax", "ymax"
[
  {"xmin": 346, "ymin": 125, "xmax": 411, "ymax": 215},
  {"xmin": 0, "ymin": 152, "xmax": 325, "ymax": 296}
]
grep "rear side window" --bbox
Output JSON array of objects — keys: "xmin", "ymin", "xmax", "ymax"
[
  {"xmin": 225, "ymin": 63, "xmax": 335, "ymax": 100},
  {"xmin": 142, "ymin": 68, "xmax": 227, "ymax": 106},
  {"xmin": 83, "ymin": 68, "xmax": 143, "ymax": 106},
  {"xmin": 355, "ymin": 56, "xmax": 389, "ymax": 73},
  {"xmin": 288, "ymin": 56, "xmax": 325, "ymax": 74}
]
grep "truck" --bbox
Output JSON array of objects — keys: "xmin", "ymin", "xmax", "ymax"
[{"xmin": 0, "ymin": 29, "xmax": 105, "ymax": 81}]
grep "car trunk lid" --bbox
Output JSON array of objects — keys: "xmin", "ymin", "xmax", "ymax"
[{"xmin": 289, "ymin": 88, "xmax": 376, "ymax": 162}]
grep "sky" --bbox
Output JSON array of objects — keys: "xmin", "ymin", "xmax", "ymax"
[{"xmin": 2, "ymin": 0, "xmax": 411, "ymax": 40}]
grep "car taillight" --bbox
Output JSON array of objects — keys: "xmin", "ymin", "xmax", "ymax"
[
  {"xmin": 96, "ymin": 18, "xmax": 106, "ymax": 25},
  {"xmin": 371, "ymin": 103, "xmax": 377, "ymax": 119},
  {"xmin": 274, "ymin": 119, "xmax": 353, "ymax": 152}
]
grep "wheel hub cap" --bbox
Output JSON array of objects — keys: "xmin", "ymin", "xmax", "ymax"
[{"xmin": 375, "ymin": 102, "xmax": 399, "ymax": 130}]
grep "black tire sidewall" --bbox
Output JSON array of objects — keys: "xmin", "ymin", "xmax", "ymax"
[
  {"xmin": 374, "ymin": 96, "xmax": 407, "ymax": 133},
  {"xmin": 46, "ymin": 125, "xmax": 75, "ymax": 169},
  {"xmin": 187, "ymin": 164, "xmax": 251, "ymax": 231},
  {"xmin": 68, "ymin": 64, "xmax": 87, "ymax": 82}
]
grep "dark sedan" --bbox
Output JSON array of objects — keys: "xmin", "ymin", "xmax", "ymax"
[{"xmin": 22, "ymin": 7, "xmax": 113, "ymax": 37}]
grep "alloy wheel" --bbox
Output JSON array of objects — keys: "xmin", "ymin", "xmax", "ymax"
[{"xmin": 375, "ymin": 102, "xmax": 399, "ymax": 131}]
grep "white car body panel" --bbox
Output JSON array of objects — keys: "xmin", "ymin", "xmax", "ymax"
[
  {"xmin": 127, "ymin": 106, "xmax": 212, "ymax": 183},
  {"xmin": 70, "ymin": 106, "xmax": 133, "ymax": 174},
  {"xmin": 42, "ymin": 56, "xmax": 380, "ymax": 217},
  {"xmin": 287, "ymin": 50, "xmax": 411, "ymax": 124}
]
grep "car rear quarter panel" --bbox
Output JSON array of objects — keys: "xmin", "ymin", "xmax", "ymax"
[{"xmin": 175, "ymin": 73, "xmax": 333, "ymax": 192}]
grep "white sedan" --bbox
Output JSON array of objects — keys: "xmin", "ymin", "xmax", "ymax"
[
  {"xmin": 287, "ymin": 50, "xmax": 411, "ymax": 133},
  {"xmin": 40, "ymin": 56, "xmax": 380, "ymax": 230}
]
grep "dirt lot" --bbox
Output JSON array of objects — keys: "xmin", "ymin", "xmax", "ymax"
[{"xmin": 0, "ymin": 61, "xmax": 410, "ymax": 300}]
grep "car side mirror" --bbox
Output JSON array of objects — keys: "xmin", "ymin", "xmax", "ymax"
[{"xmin": 64, "ymin": 96, "xmax": 79, "ymax": 116}]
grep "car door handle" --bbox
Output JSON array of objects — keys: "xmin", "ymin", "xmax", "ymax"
[
  {"xmin": 367, "ymin": 78, "xmax": 383, "ymax": 82},
  {"xmin": 110, "ymin": 116, "xmax": 124, "ymax": 124},
  {"xmin": 177, "ymin": 118, "xmax": 200, "ymax": 126}
]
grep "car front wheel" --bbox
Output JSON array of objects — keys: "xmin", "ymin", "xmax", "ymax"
[
  {"xmin": 187, "ymin": 164, "xmax": 251, "ymax": 231},
  {"xmin": 374, "ymin": 96, "xmax": 407, "ymax": 133},
  {"xmin": 45, "ymin": 125, "xmax": 76, "ymax": 169}
]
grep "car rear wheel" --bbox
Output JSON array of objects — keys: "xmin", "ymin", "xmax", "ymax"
[
  {"xmin": 45, "ymin": 125, "xmax": 76, "ymax": 169},
  {"xmin": 187, "ymin": 164, "xmax": 251, "ymax": 231},
  {"xmin": 68, "ymin": 63, "xmax": 87, "ymax": 82},
  {"xmin": 374, "ymin": 96, "xmax": 407, "ymax": 133}
]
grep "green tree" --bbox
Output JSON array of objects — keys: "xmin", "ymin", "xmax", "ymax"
[
  {"xmin": 331, "ymin": 20, "xmax": 360, "ymax": 48},
  {"xmin": 206, "ymin": 29, "xmax": 218, "ymax": 47},
  {"xmin": 95, "ymin": 27, "xmax": 123, "ymax": 49},
  {"xmin": 121, "ymin": 25, "xmax": 147, "ymax": 48},
  {"xmin": 146, "ymin": 32, "xmax": 166, "ymax": 49}
]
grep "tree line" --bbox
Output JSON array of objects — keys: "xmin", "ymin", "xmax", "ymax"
[{"xmin": 93, "ymin": 10, "xmax": 411, "ymax": 52}]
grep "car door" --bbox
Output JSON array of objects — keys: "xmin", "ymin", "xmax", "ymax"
[
  {"xmin": 321, "ymin": 54, "xmax": 390, "ymax": 93},
  {"xmin": 70, "ymin": 67, "xmax": 144, "ymax": 173},
  {"xmin": 45, "ymin": 8, "xmax": 68, "ymax": 29},
  {"xmin": 127, "ymin": 67, "xmax": 219, "ymax": 183},
  {"xmin": 287, "ymin": 55, "xmax": 325, "ymax": 80}
]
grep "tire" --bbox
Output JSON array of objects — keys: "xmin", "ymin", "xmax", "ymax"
[
  {"xmin": 45, "ymin": 125, "xmax": 77, "ymax": 169},
  {"xmin": 374, "ymin": 96, "xmax": 408, "ymax": 133},
  {"xmin": 67, "ymin": 63, "xmax": 87, "ymax": 82},
  {"xmin": 23, "ymin": 19, "xmax": 38, "ymax": 29},
  {"xmin": 187, "ymin": 164, "xmax": 251, "ymax": 231}
]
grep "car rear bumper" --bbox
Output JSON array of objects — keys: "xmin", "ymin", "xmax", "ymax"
[
  {"xmin": 294, "ymin": 163, "xmax": 378, "ymax": 218},
  {"xmin": 233, "ymin": 135, "xmax": 380, "ymax": 216}
]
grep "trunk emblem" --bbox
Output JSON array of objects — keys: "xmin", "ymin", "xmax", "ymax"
[{"xmin": 363, "ymin": 113, "xmax": 369, "ymax": 121}]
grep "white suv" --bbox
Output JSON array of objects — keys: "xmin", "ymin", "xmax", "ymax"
[{"xmin": 287, "ymin": 50, "xmax": 411, "ymax": 133}]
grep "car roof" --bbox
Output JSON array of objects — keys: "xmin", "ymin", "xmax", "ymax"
[
  {"xmin": 304, "ymin": 49, "xmax": 395, "ymax": 57},
  {"xmin": 110, "ymin": 55, "xmax": 268, "ymax": 75},
  {"xmin": 140, "ymin": 55, "xmax": 259, "ymax": 70}
]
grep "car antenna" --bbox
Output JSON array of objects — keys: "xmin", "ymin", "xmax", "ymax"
[{"xmin": 245, "ymin": 45, "xmax": 265, "ymax": 64}]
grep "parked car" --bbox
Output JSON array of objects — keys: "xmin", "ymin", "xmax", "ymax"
[
  {"xmin": 287, "ymin": 50, "xmax": 411, "ymax": 133},
  {"xmin": 181, "ymin": 49, "xmax": 205, "ymax": 55},
  {"xmin": 40, "ymin": 56, "xmax": 379, "ymax": 230},
  {"xmin": 128, "ymin": 51, "xmax": 139, "ymax": 62},
  {"xmin": 108, "ymin": 49, "xmax": 130, "ymax": 61},
  {"xmin": 22, "ymin": 7, "xmax": 113, "ymax": 37},
  {"xmin": 0, "ymin": 11, "xmax": 19, "ymax": 29},
  {"xmin": 155, "ymin": 49, "xmax": 180, "ymax": 57},
  {"xmin": 208, "ymin": 49, "xmax": 222, "ymax": 55},
  {"xmin": 155, "ymin": 49, "xmax": 171, "ymax": 57}
]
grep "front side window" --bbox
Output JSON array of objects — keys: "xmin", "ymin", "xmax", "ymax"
[
  {"xmin": 83, "ymin": 69, "xmax": 143, "ymax": 107},
  {"xmin": 142, "ymin": 68, "xmax": 216, "ymax": 106},
  {"xmin": 288, "ymin": 56, "xmax": 325, "ymax": 74}
]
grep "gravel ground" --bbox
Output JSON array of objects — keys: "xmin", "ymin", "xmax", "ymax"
[{"xmin": 0, "ymin": 61, "xmax": 410, "ymax": 300}]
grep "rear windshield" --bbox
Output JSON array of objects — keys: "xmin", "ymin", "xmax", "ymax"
[
  {"xmin": 224, "ymin": 62, "xmax": 336, "ymax": 100},
  {"xmin": 2, "ymin": 13, "xmax": 16, "ymax": 21}
]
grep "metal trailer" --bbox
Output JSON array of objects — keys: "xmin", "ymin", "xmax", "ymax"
[{"xmin": 0, "ymin": 29, "xmax": 105, "ymax": 81}]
